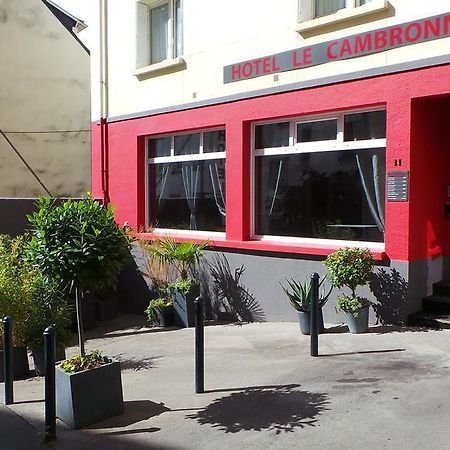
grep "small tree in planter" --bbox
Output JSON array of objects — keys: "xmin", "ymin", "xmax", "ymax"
[
  {"xmin": 144, "ymin": 238, "xmax": 208, "ymax": 327},
  {"xmin": 26, "ymin": 196, "xmax": 132, "ymax": 428},
  {"xmin": 324, "ymin": 247, "xmax": 375, "ymax": 333}
]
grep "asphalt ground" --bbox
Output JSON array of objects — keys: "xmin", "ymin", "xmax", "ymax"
[{"xmin": 1, "ymin": 315, "xmax": 450, "ymax": 450}]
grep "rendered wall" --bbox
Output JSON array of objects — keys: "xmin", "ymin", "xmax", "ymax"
[{"xmin": 0, "ymin": 0, "xmax": 90, "ymax": 197}]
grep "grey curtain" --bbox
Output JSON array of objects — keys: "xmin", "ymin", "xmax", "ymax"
[
  {"xmin": 315, "ymin": 0, "xmax": 345, "ymax": 17},
  {"xmin": 209, "ymin": 162, "xmax": 226, "ymax": 217},
  {"xmin": 355, "ymin": 153, "xmax": 385, "ymax": 234}
]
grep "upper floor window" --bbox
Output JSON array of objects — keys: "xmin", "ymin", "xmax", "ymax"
[
  {"xmin": 136, "ymin": 0, "xmax": 182, "ymax": 68},
  {"xmin": 147, "ymin": 129, "xmax": 226, "ymax": 233},
  {"xmin": 315, "ymin": 0, "xmax": 372, "ymax": 18}
]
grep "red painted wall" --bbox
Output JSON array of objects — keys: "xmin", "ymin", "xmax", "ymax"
[{"xmin": 91, "ymin": 64, "xmax": 450, "ymax": 262}]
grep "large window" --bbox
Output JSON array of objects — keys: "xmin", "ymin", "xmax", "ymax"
[
  {"xmin": 147, "ymin": 130, "xmax": 226, "ymax": 232},
  {"xmin": 136, "ymin": 0, "xmax": 182, "ymax": 68},
  {"xmin": 253, "ymin": 110, "xmax": 386, "ymax": 243},
  {"xmin": 314, "ymin": 0, "xmax": 372, "ymax": 18}
]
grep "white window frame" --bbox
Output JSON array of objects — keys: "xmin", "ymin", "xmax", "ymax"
[
  {"xmin": 135, "ymin": 0, "xmax": 185, "ymax": 78},
  {"xmin": 251, "ymin": 108, "xmax": 386, "ymax": 249},
  {"xmin": 146, "ymin": 128, "xmax": 226, "ymax": 236},
  {"xmin": 298, "ymin": 0, "xmax": 388, "ymax": 34}
]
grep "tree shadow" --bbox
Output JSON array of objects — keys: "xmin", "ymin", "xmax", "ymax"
[
  {"xmin": 370, "ymin": 268, "xmax": 408, "ymax": 326},
  {"xmin": 87, "ymin": 400, "xmax": 170, "ymax": 429},
  {"xmin": 186, "ymin": 384, "xmax": 328, "ymax": 434},
  {"xmin": 208, "ymin": 254, "xmax": 266, "ymax": 323},
  {"xmin": 114, "ymin": 354, "xmax": 162, "ymax": 371}
]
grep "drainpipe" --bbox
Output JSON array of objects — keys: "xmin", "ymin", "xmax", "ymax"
[{"xmin": 99, "ymin": 0, "xmax": 109, "ymax": 204}]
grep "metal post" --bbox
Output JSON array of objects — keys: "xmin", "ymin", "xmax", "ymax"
[
  {"xmin": 194, "ymin": 296, "xmax": 204, "ymax": 393},
  {"xmin": 310, "ymin": 273, "xmax": 319, "ymax": 357},
  {"xmin": 3, "ymin": 316, "xmax": 13, "ymax": 405},
  {"xmin": 44, "ymin": 326, "xmax": 56, "ymax": 442}
]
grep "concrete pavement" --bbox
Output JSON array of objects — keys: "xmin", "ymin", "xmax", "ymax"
[{"xmin": 2, "ymin": 316, "xmax": 450, "ymax": 449}]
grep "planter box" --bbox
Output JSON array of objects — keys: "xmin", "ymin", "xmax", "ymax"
[
  {"xmin": 154, "ymin": 305, "xmax": 174, "ymax": 327},
  {"xmin": 344, "ymin": 307, "xmax": 369, "ymax": 333},
  {"xmin": 172, "ymin": 285, "xmax": 200, "ymax": 328},
  {"xmin": 56, "ymin": 361, "xmax": 123, "ymax": 429},
  {"xmin": 94, "ymin": 297, "xmax": 119, "ymax": 321},
  {"xmin": 297, "ymin": 309, "xmax": 325, "ymax": 335},
  {"xmin": 0, "ymin": 346, "xmax": 29, "ymax": 382},
  {"xmin": 31, "ymin": 345, "xmax": 66, "ymax": 377}
]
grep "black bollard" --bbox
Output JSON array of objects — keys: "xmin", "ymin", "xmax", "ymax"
[
  {"xmin": 310, "ymin": 273, "xmax": 319, "ymax": 357},
  {"xmin": 194, "ymin": 296, "xmax": 204, "ymax": 394},
  {"xmin": 3, "ymin": 316, "xmax": 13, "ymax": 405},
  {"xmin": 44, "ymin": 327, "xmax": 56, "ymax": 442}
]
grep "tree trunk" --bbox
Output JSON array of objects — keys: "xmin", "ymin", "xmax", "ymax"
[{"xmin": 75, "ymin": 286, "xmax": 85, "ymax": 357}]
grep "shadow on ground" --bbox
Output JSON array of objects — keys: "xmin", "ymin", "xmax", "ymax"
[
  {"xmin": 113, "ymin": 354, "xmax": 162, "ymax": 371},
  {"xmin": 186, "ymin": 384, "xmax": 329, "ymax": 434},
  {"xmin": 87, "ymin": 400, "xmax": 170, "ymax": 430}
]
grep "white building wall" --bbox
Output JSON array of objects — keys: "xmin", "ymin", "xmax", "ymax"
[{"xmin": 57, "ymin": 0, "xmax": 450, "ymax": 121}]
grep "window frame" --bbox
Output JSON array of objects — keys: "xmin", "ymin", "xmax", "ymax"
[
  {"xmin": 251, "ymin": 107, "xmax": 386, "ymax": 249},
  {"xmin": 135, "ymin": 0, "xmax": 184, "ymax": 76},
  {"xmin": 145, "ymin": 128, "xmax": 226, "ymax": 236}
]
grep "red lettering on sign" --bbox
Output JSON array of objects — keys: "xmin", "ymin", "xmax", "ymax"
[
  {"xmin": 444, "ymin": 14, "xmax": 450, "ymax": 34},
  {"xmin": 263, "ymin": 57, "xmax": 272, "ymax": 74},
  {"xmin": 327, "ymin": 41, "xmax": 339, "ymax": 60},
  {"xmin": 242, "ymin": 62, "xmax": 252, "ymax": 78},
  {"xmin": 253, "ymin": 59, "xmax": 262, "ymax": 75},
  {"xmin": 231, "ymin": 64, "xmax": 241, "ymax": 80},
  {"xmin": 292, "ymin": 48, "xmax": 312, "ymax": 67},
  {"xmin": 405, "ymin": 23, "xmax": 422, "ymax": 43},
  {"xmin": 272, "ymin": 56, "xmax": 281, "ymax": 71},
  {"xmin": 339, "ymin": 38, "xmax": 353, "ymax": 57},
  {"xmin": 389, "ymin": 26, "xmax": 403, "ymax": 46},
  {"xmin": 354, "ymin": 34, "xmax": 372, "ymax": 54},
  {"xmin": 424, "ymin": 17, "xmax": 441, "ymax": 39},
  {"xmin": 375, "ymin": 30, "xmax": 387, "ymax": 50}
]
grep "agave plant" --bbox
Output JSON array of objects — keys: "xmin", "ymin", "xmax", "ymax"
[{"xmin": 281, "ymin": 276, "xmax": 332, "ymax": 312}]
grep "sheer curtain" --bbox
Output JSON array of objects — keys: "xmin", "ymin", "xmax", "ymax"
[
  {"xmin": 315, "ymin": 0, "xmax": 345, "ymax": 17},
  {"xmin": 209, "ymin": 163, "xmax": 226, "ymax": 217},
  {"xmin": 182, "ymin": 164, "xmax": 200, "ymax": 230},
  {"xmin": 355, "ymin": 153, "xmax": 385, "ymax": 234}
]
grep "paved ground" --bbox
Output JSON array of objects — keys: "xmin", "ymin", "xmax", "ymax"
[{"xmin": 1, "ymin": 315, "xmax": 450, "ymax": 450}]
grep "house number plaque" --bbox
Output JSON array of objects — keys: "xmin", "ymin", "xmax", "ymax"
[{"xmin": 387, "ymin": 171, "xmax": 409, "ymax": 202}]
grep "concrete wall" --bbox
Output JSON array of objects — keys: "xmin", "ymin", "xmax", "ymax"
[{"xmin": 0, "ymin": 0, "xmax": 91, "ymax": 197}]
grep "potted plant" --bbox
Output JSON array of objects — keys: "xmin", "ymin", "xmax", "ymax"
[
  {"xmin": 0, "ymin": 235, "xmax": 31, "ymax": 381},
  {"xmin": 324, "ymin": 247, "xmax": 375, "ymax": 333},
  {"xmin": 145, "ymin": 296, "xmax": 174, "ymax": 328},
  {"xmin": 56, "ymin": 350, "xmax": 123, "ymax": 429},
  {"xmin": 281, "ymin": 276, "xmax": 332, "ymax": 335},
  {"xmin": 26, "ymin": 196, "xmax": 132, "ymax": 428},
  {"xmin": 143, "ymin": 238, "xmax": 208, "ymax": 327}
]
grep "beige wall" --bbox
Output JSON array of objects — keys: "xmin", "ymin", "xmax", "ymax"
[
  {"xmin": 0, "ymin": 0, "xmax": 91, "ymax": 197},
  {"xmin": 56, "ymin": 0, "xmax": 450, "ymax": 121}
]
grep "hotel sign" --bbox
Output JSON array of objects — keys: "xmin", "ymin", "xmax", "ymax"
[{"xmin": 224, "ymin": 12, "xmax": 450, "ymax": 83}]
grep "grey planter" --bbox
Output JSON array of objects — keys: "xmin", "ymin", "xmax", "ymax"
[
  {"xmin": 297, "ymin": 310, "xmax": 325, "ymax": 335},
  {"xmin": 344, "ymin": 307, "xmax": 369, "ymax": 333},
  {"xmin": 31, "ymin": 345, "xmax": 66, "ymax": 377},
  {"xmin": 56, "ymin": 360, "xmax": 123, "ymax": 429},
  {"xmin": 172, "ymin": 284, "xmax": 200, "ymax": 328},
  {"xmin": 0, "ymin": 346, "xmax": 29, "ymax": 382},
  {"xmin": 154, "ymin": 305, "xmax": 175, "ymax": 327}
]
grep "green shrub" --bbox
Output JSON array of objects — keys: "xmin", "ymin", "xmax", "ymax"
[
  {"xmin": 27, "ymin": 196, "xmax": 133, "ymax": 293},
  {"xmin": 336, "ymin": 296, "xmax": 370, "ymax": 317},
  {"xmin": 145, "ymin": 297, "xmax": 173, "ymax": 322},
  {"xmin": 58, "ymin": 350, "xmax": 109, "ymax": 374}
]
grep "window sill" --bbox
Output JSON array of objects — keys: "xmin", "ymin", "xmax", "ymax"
[
  {"xmin": 297, "ymin": 0, "xmax": 389, "ymax": 35},
  {"xmin": 134, "ymin": 57, "xmax": 186, "ymax": 80},
  {"xmin": 135, "ymin": 232, "xmax": 387, "ymax": 260}
]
